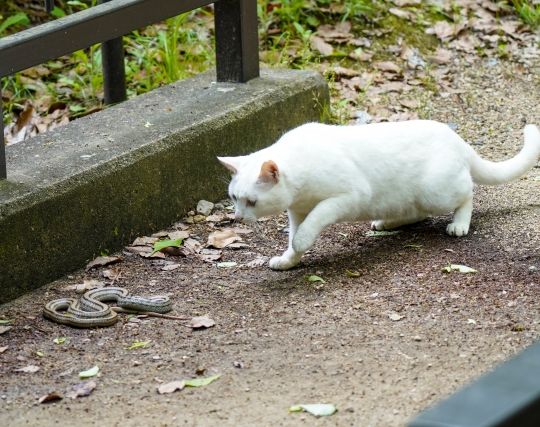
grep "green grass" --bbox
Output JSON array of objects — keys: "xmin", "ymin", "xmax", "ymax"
[
  {"xmin": 510, "ymin": 0, "xmax": 540, "ymax": 28},
  {"xmin": 1, "ymin": 0, "xmax": 539, "ymax": 129}
]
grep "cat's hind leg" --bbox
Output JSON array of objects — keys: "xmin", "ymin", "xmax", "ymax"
[
  {"xmin": 446, "ymin": 196, "xmax": 473, "ymax": 236},
  {"xmin": 371, "ymin": 216, "xmax": 427, "ymax": 231}
]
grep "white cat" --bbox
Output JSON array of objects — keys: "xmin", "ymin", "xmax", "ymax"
[{"xmin": 218, "ymin": 120, "xmax": 540, "ymax": 270}]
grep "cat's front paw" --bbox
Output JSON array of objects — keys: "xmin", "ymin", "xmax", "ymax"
[
  {"xmin": 371, "ymin": 220, "xmax": 386, "ymax": 231},
  {"xmin": 446, "ymin": 222, "xmax": 469, "ymax": 237},
  {"xmin": 269, "ymin": 255, "xmax": 298, "ymax": 271}
]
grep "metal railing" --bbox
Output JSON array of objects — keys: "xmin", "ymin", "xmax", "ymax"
[{"xmin": 0, "ymin": 0, "xmax": 260, "ymax": 180}]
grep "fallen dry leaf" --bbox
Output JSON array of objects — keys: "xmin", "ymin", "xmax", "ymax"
[
  {"xmin": 161, "ymin": 263, "xmax": 181, "ymax": 271},
  {"xmin": 389, "ymin": 7, "xmax": 413, "ymax": 20},
  {"xmin": 0, "ymin": 346, "xmax": 8, "ymax": 353},
  {"xmin": 330, "ymin": 66, "xmax": 360, "ymax": 79},
  {"xmin": 374, "ymin": 61, "xmax": 401, "ymax": 73},
  {"xmin": 245, "ymin": 256, "xmax": 269, "ymax": 268},
  {"xmin": 0, "ymin": 326, "xmax": 12, "ymax": 335},
  {"xmin": 349, "ymin": 48, "xmax": 373, "ymax": 62},
  {"xmin": 228, "ymin": 226, "xmax": 253, "ymax": 235},
  {"xmin": 66, "ymin": 279, "xmax": 105, "ymax": 293},
  {"xmin": 183, "ymin": 238, "xmax": 202, "ymax": 254},
  {"xmin": 126, "ymin": 246, "xmax": 166, "ymax": 258},
  {"xmin": 393, "ymin": 0, "xmax": 421, "ymax": 5},
  {"xmin": 207, "ymin": 229, "xmax": 242, "ymax": 249},
  {"xmin": 39, "ymin": 391, "xmax": 63, "ymax": 404},
  {"xmin": 430, "ymin": 47, "xmax": 453, "ymax": 64},
  {"xmin": 205, "ymin": 213, "xmax": 226, "ymax": 223},
  {"xmin": 399, "ymin": 98, "xmax": 420, "ymax": 109},
  {"xmin": 189, "ymin": 315, "xmax": 216, "ymax": 329},
  {"xmin": 85, "ymin": 255, "xmax": 122, "ymax": 271},
  {"xmin": 67, "ymin": 381, "xmax": 97, "ymax": 399},
  {"xmin": 226, "ymin": 242, "xmax": 249, "ymax": 250},
  {"xmin": 197, "ymin": 249, "xmax": 222, "ymax": 262},
  {"xmin": 157, "ymin": 380, "xmax": 185, "ymax": 394},
  {"xmin": 16, "ymin": 365, "xmax": 40, "ymax": 373},
  {"xmin": 131, "ymin": 236, "xmax": 157, "ymax": 246},
  {"xmin": 168, "ymin": 230, "xmax": 190, "ymax": 241},
  {"xmin": 310, "ymin": 35, "xmax": 334, "ymax": 56}
]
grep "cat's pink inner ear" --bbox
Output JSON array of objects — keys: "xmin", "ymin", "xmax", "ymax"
[
  {"xmin": 259, "ymin": 160, "xmax": 279, "ymax": 183},
  {"xmin": 217, "ymin": 157, "xmax": 238, "ymax": 174}
]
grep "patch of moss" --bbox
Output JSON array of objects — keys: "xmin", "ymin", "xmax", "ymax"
[{"xmin": 368, "ymin": 15, "xmax": 439, "ymax": 60}]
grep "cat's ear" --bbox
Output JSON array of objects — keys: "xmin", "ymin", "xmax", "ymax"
[
  {"xmin": 258, "ymin": 160, "xmax": 279, "ymax": 184},
  {"xmin": 217, "ymin": 156, "xmax": 241, "ymax": 175}
]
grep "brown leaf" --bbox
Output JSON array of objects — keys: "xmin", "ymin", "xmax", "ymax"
[
  {"xmin": 15, "ymin": 103, "xmax": 35, "ymax": 133},
  {"xmin": 67, "ymin": 381, "xmax": 96, "ymax": 399},
  {"xmin": 197, "ymin": 249, "xmax": 222, "ymax": 262},
  {"xmin": 168, "ymin": 230, "xmax": 190, "ymax": 241},
  {"xmin": 65, "ymin": 279, "xmax": 105, "ymax": 294},
  {"xmin": 389, "ymin": 7, "xmax": 413, "ymax": 19},
  {"xmin": 85, "ymin": 256, "xmax": 122, "ymax": 271},
  {"xmin": 205, "ymin": 213, "xmax": 226, "ymax": 223},
  {"xmin": 374, "ymin": 61, "xmax": 401, "ymax": 73},
  {"xmin": 0, "ymin": 346, "xmax": 8, "ymax": 353},
  {"xmin": 426, "ymin": 21, "xmax": 465, "ymax": 41},
  {"xmin": 132, "ymin": 236, "xmax": 157, "ymax": 246},
  {"xmin": 228, "ymin": 227, "xmax": 253, "ymax": 235},
  {"xmin": 330, "ymin": 66, "xmax": 360, "ymax": 79},
  {"xmin": 374, "ymin": 81, "xmax": 410, "ymax": 94},
  {"xmin": 0, "ymin": 326, "xmax": 12, "ymax": 335},
  {"xmin": 317, "ymin": 22, "xmax": 352, "ymax": 43},
  {"xmin": 189, "ymin": 315, "xmax": 215, "ymax": 329},
  {"xmin": 226, "ymin": 242, "xmax": 249, "ymax": 250},
  {"xmin": 349, "ymin": 49, "xmax": 373, "ymax": 62},
  {"xmin": 399, "ymin": 98, "xmax": 420, "ymax": 109},
  {"xmin": 160, "ymin": 246, "xmax": 186, "ymax": 256},
  {"xmin": 183, "ymin": 238, "xmax": 202, "ymax": 254},
  {"xmin": 245, "ymin": 256, "xmax": 269, "ymax": 268},
  {"xmin": 161, "ymin": 263, "xmax": 181, "ymax": 271},
  {"xmin": 430, "ymin": 47, "xmax": 453, "ymax": 64},
  {"xmin": 310, "ymin": 35, "xmax": 334, "ymax": 56},
  {"xmin": 393, "ymin": 0, "xmax": 421, "ymax": 5},
  {"xmin": 16, "ymin": 365, "xmax": 40, "ymax": 373},
  {"xmin": 39, "ymin": 392, "xmax": 63, "ymax": 404},
  {"xmin": 450, "ymin": 34, "xmax": 478, "ymax": 53},
  {"xmin": 102, "ymin": 269, "xmax": 121, "ymax": 280},
  {"xmin": 501, "ymin": 20, "xmax": 520, "ymax": 36},
  {"xmin": 207, "ymin": 229, "xmax": 242, "ymax": 249},
  {"xmin": 157, "ymin": 380, "xmax": 185, "ymax": 394}
]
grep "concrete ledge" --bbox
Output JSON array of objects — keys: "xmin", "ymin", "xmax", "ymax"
[{"xmin": 0, "ymin": 69, "xmax": 329, "ymax": 303}]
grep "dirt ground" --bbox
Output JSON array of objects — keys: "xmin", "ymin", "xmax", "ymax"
[{"xmin": 1, "ymin": 58, "xmax": 540, "ymax": 427}]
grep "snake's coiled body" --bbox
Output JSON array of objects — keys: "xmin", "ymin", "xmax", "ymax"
[{"xmin": 44, "ymin": 287, "xmax": 172, "ymax": 328}]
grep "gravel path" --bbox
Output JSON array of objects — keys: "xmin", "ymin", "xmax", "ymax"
[{"xmin": 1, "ymin": 56, "xmax": 540, "ymax": 426}]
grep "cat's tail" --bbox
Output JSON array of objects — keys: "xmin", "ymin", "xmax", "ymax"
[{"xmin": 469, "ymin": 124, "xmax": 540, "ymax": 186}]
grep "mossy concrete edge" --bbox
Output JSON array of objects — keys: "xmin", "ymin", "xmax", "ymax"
[{"xmin": 0, "ymin": 69, "xmax": 329, "ymax": 303}]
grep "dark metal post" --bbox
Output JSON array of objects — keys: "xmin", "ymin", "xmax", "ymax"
[
  {"xmin": 45, "ymin": 0, "xmax": 55, "ymax": 13},
  {"xmin": 99, "ymin": 0, "xmax": 127, "ymax": 104},
  {"xmin": 0, "ymin": 93, "xmax": 6, "ymax": 179},
  {"xmin": 214, "ymin": 0, "xmax": 259, "ymax": 82}
]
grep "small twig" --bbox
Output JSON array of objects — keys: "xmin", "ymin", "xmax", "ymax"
[
  {"xmin": 113, "ymin": 307, "xmax": 188, "ymax": 321},
  {"xmin": 110, "ymin": 271, "xmax": 122, "ymax": 287}
]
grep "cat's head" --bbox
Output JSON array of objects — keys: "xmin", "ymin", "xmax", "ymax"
[{"xmin": 218, "ymin": 156, "xmax": 290, "ymax": 223}]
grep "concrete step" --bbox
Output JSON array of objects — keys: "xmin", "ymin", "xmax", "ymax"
[{"xmin": 0, "ymin": 69, "xmax": 329, "ymax": 303}]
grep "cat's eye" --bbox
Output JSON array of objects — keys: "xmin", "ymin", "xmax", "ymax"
[
  {"xmin": 246, "ymin": 199, "xmax": 257, "ymax": 208},
  {"xmin": 231, "ymin": 195, "xmax": 237, "ymax": 202}
]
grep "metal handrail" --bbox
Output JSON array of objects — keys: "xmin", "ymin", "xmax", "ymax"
[{"xmin": 0, "ymin": 0, "xmax": 259, "ymax": 180}]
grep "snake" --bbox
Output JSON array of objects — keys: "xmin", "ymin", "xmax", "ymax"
[{"xmin": 43, "ymin": 287, "xmax": 172, "ymax": 328}]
